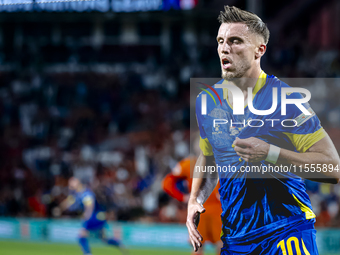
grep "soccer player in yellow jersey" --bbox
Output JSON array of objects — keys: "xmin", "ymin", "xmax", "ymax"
[{"xmin": 186, "ymin": 5, "xmax": 340, "ymax": 255}]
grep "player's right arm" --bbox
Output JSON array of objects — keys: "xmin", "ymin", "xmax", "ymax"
[
  {"xmin": 186, "ymin": 151, "xmax": 218, "ymax": 252},
  {"xmin": 59, "ymin": 195, "xmax": 76, "ymax": 212},
  {"xmin": 82, "ymin": 195, "xmax": 95, "ymax": 221},
  {"xmin": 187, "ymin": 89, "xmax": 219, "ymax": 251}
]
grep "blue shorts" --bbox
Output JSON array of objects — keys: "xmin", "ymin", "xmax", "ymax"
[
  {"xmin": 221, "ymin": 222, "xmax": 318, "ymax": 255},
  {"xmin": 82, "ymin": 214, "xmax": 106, "ymax": 231}
]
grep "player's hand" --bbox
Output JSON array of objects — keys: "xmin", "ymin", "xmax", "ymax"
[
  {"xmin": 233, "ymin": 137, "xmax": 270, "ymax": 162},
  {"xmin": 186, "ymin": 198, "xmax": 205, "ymax": 252}
]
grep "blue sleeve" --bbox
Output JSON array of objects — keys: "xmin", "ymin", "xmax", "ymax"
[
  {"xmin": 272, "ymin": 86, "xmax": 326, "ymax": 152},
  {"xmin": 67, "ymin": 195, "xmax": 82, "ymax": 212},
  {"xmin": 195, "ymin": 92, "xmax": 208, "ymax": 139}
]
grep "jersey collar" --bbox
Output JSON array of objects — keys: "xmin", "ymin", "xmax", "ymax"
[{"xmin": 222, "ymin": 70, "xmax": 267, "ymax": 109}]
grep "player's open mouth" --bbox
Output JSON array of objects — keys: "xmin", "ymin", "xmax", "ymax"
[{"xmin": 222, "ymin": 58, "xmax": 232, "ymax": 69}]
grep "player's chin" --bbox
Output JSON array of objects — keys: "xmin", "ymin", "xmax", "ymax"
[
  {"xmin": 221, "ymin": 70, "xmax": 235, "ymax": 80},
  {"xmin": 221, "ymin": 70, "xmax": 229, "ymax": 80}
]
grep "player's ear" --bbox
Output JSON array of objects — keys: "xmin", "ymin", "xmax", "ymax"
[{"xmin": 255, "ymin": 44, "xmax": 266, "ymax": 59}]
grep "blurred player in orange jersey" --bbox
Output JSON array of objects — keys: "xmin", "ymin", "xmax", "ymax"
[{"xmin": 163, "ymin": 157, "xmax": 223, "ymax": 255}]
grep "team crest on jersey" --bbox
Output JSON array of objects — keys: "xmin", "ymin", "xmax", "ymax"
[
  {"xmin": 212, "ymin": 124, "xmax": 222, "ymax": 135},
  {"xmin": 230, "ymin": 117, "xmax": 251, "ymax": 136},
  {"xmin": 294, "ymin": 107, "xmax": 315, "ymax": 127},
  {"xmin": 230, "ymin": 126, "xmax": 239, "ymax": 136}
]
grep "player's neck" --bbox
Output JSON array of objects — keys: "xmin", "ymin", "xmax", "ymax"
[
  {"xmin": 77, "ymin": 185, "xmax": 85, "ymax": 193},
  {"xmin": 233, "ymin": 67, "xmax": 262, "ymax": 92},
  {"xmin": 228, "ymin": 67, "xmax": 262, "ymax": 106}
]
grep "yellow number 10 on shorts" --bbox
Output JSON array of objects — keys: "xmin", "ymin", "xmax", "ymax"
[{"xmin": 277, "ymin": 236, "xmax": 311, "ymax": 255}]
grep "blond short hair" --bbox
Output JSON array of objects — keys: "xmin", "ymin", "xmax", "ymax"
[{"xmin": 218, "ymin": 5, "xmax": 270, "ymax": 44}]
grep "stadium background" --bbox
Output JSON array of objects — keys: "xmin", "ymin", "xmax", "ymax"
[{"xmin": 0, "ymin": 0, "xmax": 340, "ymax": 254}]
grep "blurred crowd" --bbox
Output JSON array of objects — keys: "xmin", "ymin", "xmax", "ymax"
[
  {"xmin": 0, "ymin": 67, "xmax": 192, "ymax": 222},
  {"xmin": 0, "ymin": 1, "xmax": 340, "ymax": 228}
]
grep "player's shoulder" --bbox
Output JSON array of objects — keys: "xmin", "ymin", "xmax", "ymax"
[
  {"xmin": 82, "ymin": 189, "xmax": 95, "ymax": 198},
  {"xmin": 81, "ymin": 189, "xmax": 95, "ymax": 205},
  {"xmin": 265, "ymin": 74, "xmax": 286, "ymax": 88},
  {"xmin": 266, "ymin": 75, "xmax": 303, "ymax": 99},
  {"xmin": 195, "ymin": 80, "xmax": 225, "ymax": 120},
  {"xmin": 196, "ymin": 79, "xmax": 224, "ymax": 101}
]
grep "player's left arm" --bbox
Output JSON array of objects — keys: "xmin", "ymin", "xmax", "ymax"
[{"xmin": 233, "ymin": 134, "xmax": 340, "ymax": 183}]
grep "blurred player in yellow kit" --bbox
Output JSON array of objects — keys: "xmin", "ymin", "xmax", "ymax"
[{"xmin": 163, "ymin": 157, "xmax": 223, "ymax": 255}]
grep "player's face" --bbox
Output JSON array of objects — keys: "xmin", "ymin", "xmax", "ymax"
[
  {"xmin": 68, "ymin": 177, "xmax": 79, "ymax": 191},
  {"xmin": 217, "ymin": 23, "xmax": 258, "ymax": 80}
]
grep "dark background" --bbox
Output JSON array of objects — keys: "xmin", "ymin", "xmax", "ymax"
[{"xmin": 0, "ymin": 0, "xmax": 339, "ymax": 227}]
